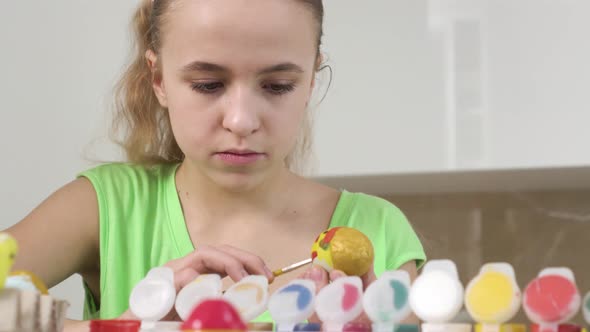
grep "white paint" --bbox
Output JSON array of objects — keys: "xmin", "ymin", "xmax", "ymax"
[{"xmin": 409, "ymin": 260, "xmax": 464, "ymax": 323}]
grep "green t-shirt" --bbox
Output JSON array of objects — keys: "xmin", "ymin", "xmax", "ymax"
[{"xmin": 78, "ymin": 163, "xmax": 426, "ymax": 320}]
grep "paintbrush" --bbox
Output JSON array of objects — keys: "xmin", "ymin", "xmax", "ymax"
[{"xmin": 272, "ymin": 258, "xmax": 313, "ymax": 277}]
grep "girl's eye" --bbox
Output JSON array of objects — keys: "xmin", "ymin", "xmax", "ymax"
[
  {"xmin": 191, "ymin": 82, "xmax": 224, "ymax": 93},
  {"xmin": 263, "ymin": 83, "xmax": 295, "ymax": 95}
]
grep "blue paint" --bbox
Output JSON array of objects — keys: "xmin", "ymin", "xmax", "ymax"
[
  {"xmin": 294, "ymin": 323, "xmax": 322, "ymax": 331},
  {"xmin": 280, "ymin": 284, "xmax": 312, "ymax": 311}
]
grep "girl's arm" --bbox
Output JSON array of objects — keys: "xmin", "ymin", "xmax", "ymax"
[
  {"xmin": 4, "ymin": 178, "xmax": 100, "ymax": 293},
  {"xmin": 397, "ymin": 260, "xmax": 420, "ymax": 324},
  {"xmin": 64, "ymin": 319, "xmax": 90, "ymax": 332}
]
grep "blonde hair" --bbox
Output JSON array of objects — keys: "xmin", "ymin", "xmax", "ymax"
[{"xmin": 111, "ymin": 0, "xmax": 325, "ymax": 171}]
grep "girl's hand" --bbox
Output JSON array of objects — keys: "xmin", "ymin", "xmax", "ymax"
[{"xmin": 119, "ymin": 244, "xmax": 274, "ymax": 321}]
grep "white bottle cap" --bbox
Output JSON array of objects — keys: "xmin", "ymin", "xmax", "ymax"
[
  {"xmin": 129, "ymin": 267, "xmax": 176, "ymax": 322},
  {"xmin": 315, "ymin": 276, "xmax": 364, "ymax": 325},
  {"xmin": 538, "ymin": 267, "xmax": 575, "ymax": 281},
  {"xmin": 464, "ymin": 262, "xmax": 521, "ymax": 324},
  {"xmin": 175, "ymin": 274, "xmax": 222, "ymax": 321},
  {"xmin": 223, "ymin": 275, "xmax": 269, "ymax": 321},
  {"xmin": 268, "ymin": 279, "xmax": 316, "ymax": 325},
  {"xmin": 523, "ymin": 267, "xmax": 581, "ymax": 325},
  {"xmin": 409, "ymin": 260, "xmax": 464, "ymax": 323},
  {"xmin": 363, "ymin": 270, "xmax": 412, "ymax": 324}
]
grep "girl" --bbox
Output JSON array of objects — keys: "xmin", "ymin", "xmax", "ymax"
[{"xmin": 4, "ymin": 0, "xmax": 426, "ymax": 330}]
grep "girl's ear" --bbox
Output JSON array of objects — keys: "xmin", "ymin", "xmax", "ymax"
[
  {"xmin": 146, "ymin": 49, "xmax": 168, "ymax": 108},
  {"xmin": 311, "ymin": 54, "xmax": 324, "ymax": 91}
]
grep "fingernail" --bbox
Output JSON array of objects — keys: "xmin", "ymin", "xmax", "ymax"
[
  {"xmin": 302, "ymin": 269, "xmax": 311, "ymax": 279},
  {"xmin": 264, "ymin": 266, "xmax": 273, "ymax": 278},
  {"xmin": 310, "ymin": 266, "xmax": 324, "ymax": 282},
  {"xmin": 331, "ymin": 270, "xmax": 346, "ymax": 280},
  {"xmin": 240, "ymin": 269, "xmax": 249, "ymax": 279}
]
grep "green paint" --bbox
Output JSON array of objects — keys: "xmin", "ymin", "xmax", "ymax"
[{"xmin": 390, "ymin": 280, "xmax": 408, "ymax": 310}]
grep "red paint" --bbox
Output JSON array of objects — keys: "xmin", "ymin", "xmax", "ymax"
[
  {"xmin": 343, "ymin": 322, "xmax": 371, "ymax": 332},
  {"xmin": 311, "ymin": 251, "xmax": 318, "ymax": 260},
  {"xmin": 524, "ymin": 275, "xmax": 578, "ymax": 322},
  {"xmin": 320, "ymin": 227, "xmax": 341, "ymax": 249},
  {"xmin": 342, "ymin": 283, "xmax": 360, "ymax": 311},
  {"xmin": 90, "ymin": 320, "xmax": 140, "ymax": 332},
  {"xmin": 531, "ymin": 324, "xmax": 584, "ymax": 332},
  {"xmin": 181, "ymin": 299, "xmax": 247, "ymax": 331}
]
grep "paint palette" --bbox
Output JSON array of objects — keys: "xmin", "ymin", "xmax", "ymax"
[{"xmin": 114, "ymin": 257, "xmax": 590, "ymax": 332}]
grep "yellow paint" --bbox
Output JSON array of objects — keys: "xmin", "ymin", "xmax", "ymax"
[
  {"xmin": 311, "ymin": 231, "xmax": 334, "ymax": 270},
  {"xmin": 0, "ymin": 233, "xmax": 18, "ymax": 289},
  {"xmin": 8, "ymin": 270, "xmax": 49, "ymax": 294},
  {"xmin": 234, "ymin": 283, "xmax": 263, "ymax": 303},
  {"xmin": 474, "ymin": 324, "xmax": 526, "ymax": 332},
  {"xmin": 466, "ymin": 271, "xmax": 515, "ymax": 322}
]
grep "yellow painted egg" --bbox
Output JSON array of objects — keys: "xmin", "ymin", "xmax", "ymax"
[
  {"xmin": 6, "ymin": 270, "xmax": 49, "ymax": 294},
  {"xmin": 310, "ymin": 227, "xmax": 374, "ymax": 276},
  {"xmin": 0, "ymin": 232, "xmax": 18, "ymax": 288}
]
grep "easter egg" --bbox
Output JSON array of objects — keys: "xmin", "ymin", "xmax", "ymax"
[
  {"xmin": 311, "ymin": 227, "xmax": 374, "ymax": 276},
  {"xmin": 181, "ymin": 298, "xmax": 247, "ymax": 332},
  {"xmin": 0, "ymin": 232, "xmax": 18, "ymax": 288},
  {"xmin": 6, "ymin": 270, "xmax": 49, "ymax": 294}
]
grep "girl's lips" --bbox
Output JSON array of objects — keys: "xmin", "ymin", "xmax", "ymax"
[{"xmin": 215, "ymin": 151, "xmax": 266, "ymax": 165}]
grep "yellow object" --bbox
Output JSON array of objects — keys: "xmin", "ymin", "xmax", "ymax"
[
  {"xmin": 465, "ymin": 263, "xmax": 521, "ymax": 324},
  {"xmin": 311, "ymin": 227, "xmax": 374, "ymax": 276},
  {"xmin": 0, "ymin": 232, "xmax": 18, "ymax": 288},
  {"xmin": 8, "ymin": 270, "xmax": 49, "ymax": 294},
  {"xmin": 474, "ymin": 324, "xmax": 526, "ymax": 332}
]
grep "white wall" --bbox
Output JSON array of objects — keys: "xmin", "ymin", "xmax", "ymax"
[
  {"xmin": 315, "ymin": 0, "xmax": 590, "ymax": 176},
  {"xmin": 486, "ymin": 0, "xmax": 590, "ymax": 169},
  {"xmin": 0, "ymin": 1, "xmax": 137, "ymax": 319},
  {"xmin": 1, "ymin": 0, "xmax": 590, "ymax": 320}
]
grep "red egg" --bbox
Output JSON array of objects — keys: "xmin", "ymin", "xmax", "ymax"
[{"xmin": 181, "ymin": 299, "xmax": 247, "ymax": 332}]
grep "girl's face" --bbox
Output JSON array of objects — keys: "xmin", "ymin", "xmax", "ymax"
[{"xmin": 150, "ymin": 0, "xmax": 318, "ymax": 191}]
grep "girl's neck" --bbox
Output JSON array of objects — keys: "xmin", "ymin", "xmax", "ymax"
[{"xmin": 174, "ymin": 161, "xmax": 299, "ymax": 225}]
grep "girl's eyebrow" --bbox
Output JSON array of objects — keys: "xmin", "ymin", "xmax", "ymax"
[{"xmin": 180, "ymin": 61, "xmax": 304, "ymax": 75}]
